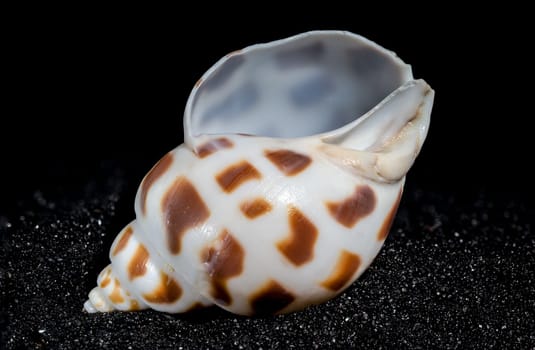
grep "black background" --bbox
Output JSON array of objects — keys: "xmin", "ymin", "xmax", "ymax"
[
  {"xmin": 2, "ymin": 7, "xmax": 534, "ymax": 349},
  {"xmin": 2, "ymin": 9, "xmax": 531, "ymax": 211}
]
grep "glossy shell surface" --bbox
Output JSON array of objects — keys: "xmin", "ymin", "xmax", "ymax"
[{"xmin": 85, "ymin": 31, "xmax": 434, "ymax": 315}]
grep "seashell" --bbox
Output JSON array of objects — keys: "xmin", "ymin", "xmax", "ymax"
[{"xmin": 84, "ymin": 30, "xmax": 434, "ymax": 315}]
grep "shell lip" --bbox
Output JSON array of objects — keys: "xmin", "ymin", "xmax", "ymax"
[
  {"xmin": 183, "ymin": 30, "xmax": 417, "ymax": 150},
  {"xmin": 319, "ymin": 79, "xmax": 434, "ymax": 143}
]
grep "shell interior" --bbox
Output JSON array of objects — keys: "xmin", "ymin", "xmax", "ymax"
[{"xmin": 187, "ymin": 31, "xmax": 412, "ymax": 139}]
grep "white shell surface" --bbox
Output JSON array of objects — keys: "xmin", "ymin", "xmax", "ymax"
[{"xmin": 85, "ymin": 30, "xmax": 433, "ymax": 315}]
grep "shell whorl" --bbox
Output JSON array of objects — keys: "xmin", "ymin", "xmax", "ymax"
[{"xmin": 85, "ymin": 136, "xmax": 403, "ymax": 315}]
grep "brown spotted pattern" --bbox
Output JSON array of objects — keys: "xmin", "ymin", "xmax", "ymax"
[
  {"xmin": 196, "ymin": 137, "xmax": 234, "ymax": 158},
  {"xmin": 109, "ymin": 278, "xmax": 125, "ymax": 304},
  {"xmin": 216, "ymin": 160, "xmax": 261, "ymax": 193},
  {"xmin": 321, "ymin": 250, "xmax": 361, "ymax": 291},
  {"xmin": 130, "ymin": 300, "xmax": 140, "ymax": 311},
  {"xmin": 100, "ymin": 277, "xmax": 111, "ymax": 288},
  {"xmin": 377, "ymin": 188, "xmax": 403, "ymax": 241},
  {"xmin": 101, "ymin": 148, "xmax": 396, "ymax": 313},
  {"xmin": 277, "ymin": 206, "xmax": 318, "ymax": 266},
  {"xmin": 140, "ymin": 152, "xmax": 174, "ymax": 215},
  {"xmin": 100, "ymin": 269, "xmax": 111, "ymax": 288},
  {"xmin": 162, "ymin": 177, "xmax": 210, "ymax": 254},
  {"xmin": 112, "ymin": 226, "xmax": 133, "ymax": 256},
  {"xmin": 264, "ymin": 149, "xmax": 311, "ymax": 176},
  {"xmin": 143, "ymin": 272, "xmax": 182, "ymax": 304},
  {"xmin": 326, "ymin": 185, "xmax": 376, "ymax": 228},
  {"xmin": 128, "ymin": 244, "xmax": 150, "ymax": 279},
  {"xmin": 202, "ymin": 230, "xmax": 245, "ymax": 305},
  {"xmin": 185, "ymin": 302, "xmax": 207, "ymax": 313},
  {"xmin": 240, "ymin": 198, "xmax": 272, "ymax": 219},
  {"xmin": 250, "ymin": 280, "xmax": 295, "ymax": 315}
]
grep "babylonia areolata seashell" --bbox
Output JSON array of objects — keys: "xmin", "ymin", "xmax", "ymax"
[{"xmin": 84, "ymin": 31, "xmax": 434, "ymax": 315}]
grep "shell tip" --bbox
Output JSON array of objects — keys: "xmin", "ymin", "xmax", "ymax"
[
  {"xmin": 84, "ymin": 287, "xmax": 114, "ymax": 313},
  {"xmin": 83, "ymin": 299, "xmax": 97, "ymax": 313}
]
